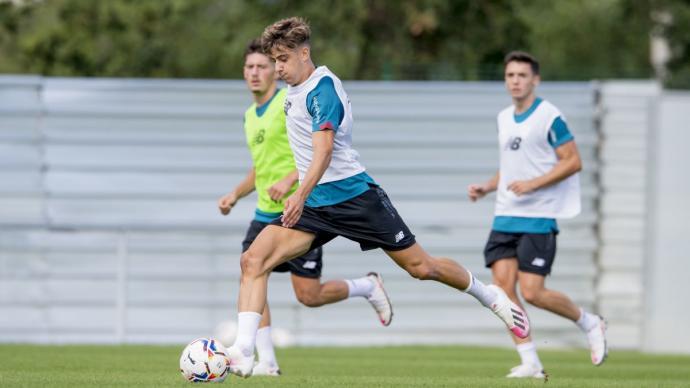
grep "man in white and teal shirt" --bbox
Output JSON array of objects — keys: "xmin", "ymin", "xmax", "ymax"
[
  {"xmin": 226, "ymin": 18, "xmax": 531, "ymax": 378},
  {"xmin": 217, "ymin": 38, "xmax": 392, "ymax": 377},
  {"xmin": 468, "ymin": 51, "xmax": 608, "ymax": 378}
]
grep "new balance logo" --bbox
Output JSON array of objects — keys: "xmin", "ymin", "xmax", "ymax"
[
  {"xmin": 302, "ymin": 261, "xmax": 317, "ymax": 269},
  {"xmin": 395, "ymin": 231, "xmax": 405, "ymax": 243},
  {"xmin": 505, "ymin": 136, "xmax": 522, "ymax": 150},
  {"xmin": 531, "ymin": 258, "xmax": 546, "ymax": 267}
]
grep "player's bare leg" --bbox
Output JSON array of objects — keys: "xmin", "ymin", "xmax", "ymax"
[
  {"xmin": 492, "ymin": 259, "xmax": 545, "ymax": 378},
  {"xmin": 290, "ymin": 276, "xmax": 348, "ymax": 307},
  {"xmin": 291, "ymin": 274, "xmax": 393, "ymax": 326},
  {"xmin": 518, "ymin": 271, "xmax": 608, "ymax": 365},
  {"xmin": 228, "ymin": 226, "xmax": 315, "ymax": 377},
  {"xmin": 384, "ymin": 242, "xmax": 530, "ymax": 338}
]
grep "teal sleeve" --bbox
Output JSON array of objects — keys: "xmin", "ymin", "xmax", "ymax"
[
  {"xmin": 306, "ymin": 77, "xmax": 344, "ymax": 132},
  {"xmin": 548, "ymin": 116, "xmax": 574, "ymax": 148}
]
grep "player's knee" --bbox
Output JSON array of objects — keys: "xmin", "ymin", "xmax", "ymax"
[
  {"xmin": 405, "ymin": 261, "xmax": 436, "ymax": 281},
  {"xmin": 520, "ymin": 287, "xmax": 543, "ymax": 307},
  {"xmin": 240, "ymin": 250, "xmax": 264, "ymax": 278},
  {"xmin": 294, "ymin": 287, "xmax": 322, "ymax": 307}
]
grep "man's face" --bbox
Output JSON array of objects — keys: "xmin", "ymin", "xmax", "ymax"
[
  {"xmin": 271, "ymin": 45, "xmax": 306, "ymax": 86},
  {"xmin": 243, "ymin": 52, "xmax": 275, "ymax": 94},
  {"xmin": 504, "ymin": 61, "xmax": 540, "ymax": 100}
]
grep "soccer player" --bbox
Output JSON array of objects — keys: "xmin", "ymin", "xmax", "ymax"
[
  {"xmin": 217, "ymin": 38, "xmax": 393, "ymax": 376},
  {"xmin": 226, "ymin": 17, "xmax": 531, "ymax": 378},
  {"xmin": 467, "ymin": 51, "xmax": 608, "ymax": 378}
]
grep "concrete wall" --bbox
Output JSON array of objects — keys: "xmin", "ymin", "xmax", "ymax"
[
  {"xmin": 643, "ymin": 91, "xmax": 690, "ymax": 353},
  {"xmin": 597, "ymin": 81, "xmax": 661, "ymax": 349},
  {"xmin": 0, "ymin": 77, "xmax": 599, "ymax": 348},
  {"xmin": 8, "ymin": 76, "xmax": 688, "ymax": 354}
]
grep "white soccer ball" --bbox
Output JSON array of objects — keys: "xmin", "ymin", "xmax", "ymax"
[{"xmin": 179, "ymin": 338, "xmax": 231, "ymax": 383}]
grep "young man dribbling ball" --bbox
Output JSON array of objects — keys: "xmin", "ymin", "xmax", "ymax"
[
  {"xmin": 226, "ymin": 17, "xmax": 531, "ymax": 378},
  {"xmin": 218, "ymin": 38, "xmax": 394, "ymax": 376}
]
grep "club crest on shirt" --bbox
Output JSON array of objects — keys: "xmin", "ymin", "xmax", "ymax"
[{"xmin": 284, "ymin": 99, "xmax": 292, "ymax": 115}]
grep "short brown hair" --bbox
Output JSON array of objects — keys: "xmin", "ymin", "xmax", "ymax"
[
  {"xmin": 244, "ymin": 38, "xmax": 264, "ymax": 59},
  {"xmin": 504, "ymin": 51, "xmax": 540, "ymax": 75},
  {"xmin": 261, "ymin": 17, "xmax": 311, "ymax": 54}
]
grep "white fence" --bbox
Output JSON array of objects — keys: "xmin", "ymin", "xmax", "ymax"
[{"xmin": 0, "ymin": 75, "xmax": 655, "ymax": 351}]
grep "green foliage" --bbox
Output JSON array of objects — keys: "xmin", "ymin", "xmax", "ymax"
[
  {"xmin": 0, "ymin": 0, "xmax": 687, "ymax": 85},
  {"xmin": 661, "ymin": 0, "xmax": 690, "ymax": 88},
  {"xmin": 515, "ymin": 0, "xmax": 654, "ymax": 80}
]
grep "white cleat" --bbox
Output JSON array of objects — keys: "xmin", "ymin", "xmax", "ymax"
[
  {"xmin": 252, "ymin": 361, "xmax": 282, "ymax": 376},
  {"xmin": 587, "ymin": 315, "xmax": 608, "ymax": 366},
  {"xmin": 366, "ymin": 272, "xmax": 393, "ymax": 326},
  {"xmin": 506, "ymin": 364, "xmax": 548, "ymax": 380},
  {"xmin": 487, "ymin": 285, "xmax": 530, "ymax": 339},
  {"xmin": 226, "ymin": 345, "xmax": 254, "ymax": 378}
]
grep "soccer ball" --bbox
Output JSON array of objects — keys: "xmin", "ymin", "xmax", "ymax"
[{"xmin": 179, "ymin": 338, "xmax": 231, "ymax": 383}]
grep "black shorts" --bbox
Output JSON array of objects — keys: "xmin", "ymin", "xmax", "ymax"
[
  {"xmin": 242, "ymin": 220, "xmax": 322, "ymax": 278},
  {"xmin": 270, "ymin": 184, "xmax": 416, "ymax": 252},
  {"xmin": 483, "ymin": 230, "xmax": 557, "ymax": 276}
]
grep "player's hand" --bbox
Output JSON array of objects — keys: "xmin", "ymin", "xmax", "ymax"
[
  {"xmin": 267, "ymin": 177, "xmax": 293, "ymax": 202},
  {"xmin": 507, "ymin": 180, "xmax": 536, "ymax": 196},
  {"xmin": 218, "ymin": 193, "xmax": 238, "ymax": 215},
  {"xmin": 468, "ymin": 183, "xmax": 490, "ymax": 202},
  {"xmin": 281, "ymin": 192, "xmax": 304, "ymax": 228}
]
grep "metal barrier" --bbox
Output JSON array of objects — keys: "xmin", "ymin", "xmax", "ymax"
[{"xmin": 1, "ymin": 76, "xmax": 599, "ymax": 347}]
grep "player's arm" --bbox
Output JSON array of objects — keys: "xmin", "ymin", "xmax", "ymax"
[
  {"xmin": 508, "ymin": 140, "xmax": 582, "ymax": 196},
  {"xmin": 267, "ymin": 169, "xmax": 299, "ymax": 201},
  {"xmin": 468, "ymin": 171, "xmax": 499, "ymax": 202},
  {"xmin": 218, "ymin": 167, "xmax": 256, "ymax": 215},
  {"xmin": 282, "ymin": 131, "xmax": 333, "ymax": 227}
]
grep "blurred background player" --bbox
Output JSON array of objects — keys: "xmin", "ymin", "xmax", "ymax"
[
  {"xmin": 226, "ymin": 17, "xmax": 531, "ymax": 378},
  {"xmin": 468, "ymin": 51, "xmax": 608, "ymax": 378},
  {"xmin": 217, "ymin": 38, "xmax": 393, "ymax": 376}
]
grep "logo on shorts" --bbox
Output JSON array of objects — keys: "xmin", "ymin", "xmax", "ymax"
[
  {"xmin": 531, "ymin": 257, "xmax": 546, "ymax": 267},
  {"xmin": 302, "ymin": 261, "xmax": 317, "ymax": 269},
  {"xmin": 395, "ymin": 231, "xmax": 405, "ymax": 243}
]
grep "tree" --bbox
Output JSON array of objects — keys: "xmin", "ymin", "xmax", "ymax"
[{"xmin": 0, "ymin": 0, "xmax": 686, "ymax": 87}]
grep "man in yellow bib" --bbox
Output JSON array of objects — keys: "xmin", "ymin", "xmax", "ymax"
[{"xmin": 217, "ymin": 39, "xmax": 392, "ymax": 376}]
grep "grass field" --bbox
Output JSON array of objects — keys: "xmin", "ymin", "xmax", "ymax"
[{"xmin": 1, "ymin": 344, "xmax": 689, "ymax": 387}]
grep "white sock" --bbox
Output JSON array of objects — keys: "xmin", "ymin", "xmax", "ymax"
[
  {"xmin": 462, "ymin": 271, "xmax": 497, "ymax": 308},
  {"xmin": 516, "ymin": 342, "xmax": 542, "ymax": 368},
  {"xmin": 233, "ymin": 312, "xmax": 262, "ymax": 358},
  {"xmin": 255, "ymin": 326, "xmax": 278, "ymax": 367},
  {"xmin": 575, "ymin": 308, "xmax": 599, "ymax": 332},
  {"xmin": 346, "ymin": 276, "xmax": 375, "ymax": 298}
]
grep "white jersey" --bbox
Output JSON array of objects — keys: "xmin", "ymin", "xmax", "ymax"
[
  {"xmin": 495, "ymin": 98, "xmax": 581, "ymax": 219},
  {"xmin": 284, "ymin": 66, "xmax": 365, "ymax": 184}
]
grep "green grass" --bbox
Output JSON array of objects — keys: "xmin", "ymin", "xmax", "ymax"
[{"xmin": 0, "ymin": 344, "xmax": 689, "ymax": 387}]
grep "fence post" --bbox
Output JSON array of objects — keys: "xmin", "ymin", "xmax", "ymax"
[{"xmin": 116, "ymin": 231, "xmax": 128, "ymax": 343}]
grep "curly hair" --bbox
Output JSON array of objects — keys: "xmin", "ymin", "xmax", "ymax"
[{"xmin": 261, "ymin": 17, "xmax": 311, "ymax": 54}]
